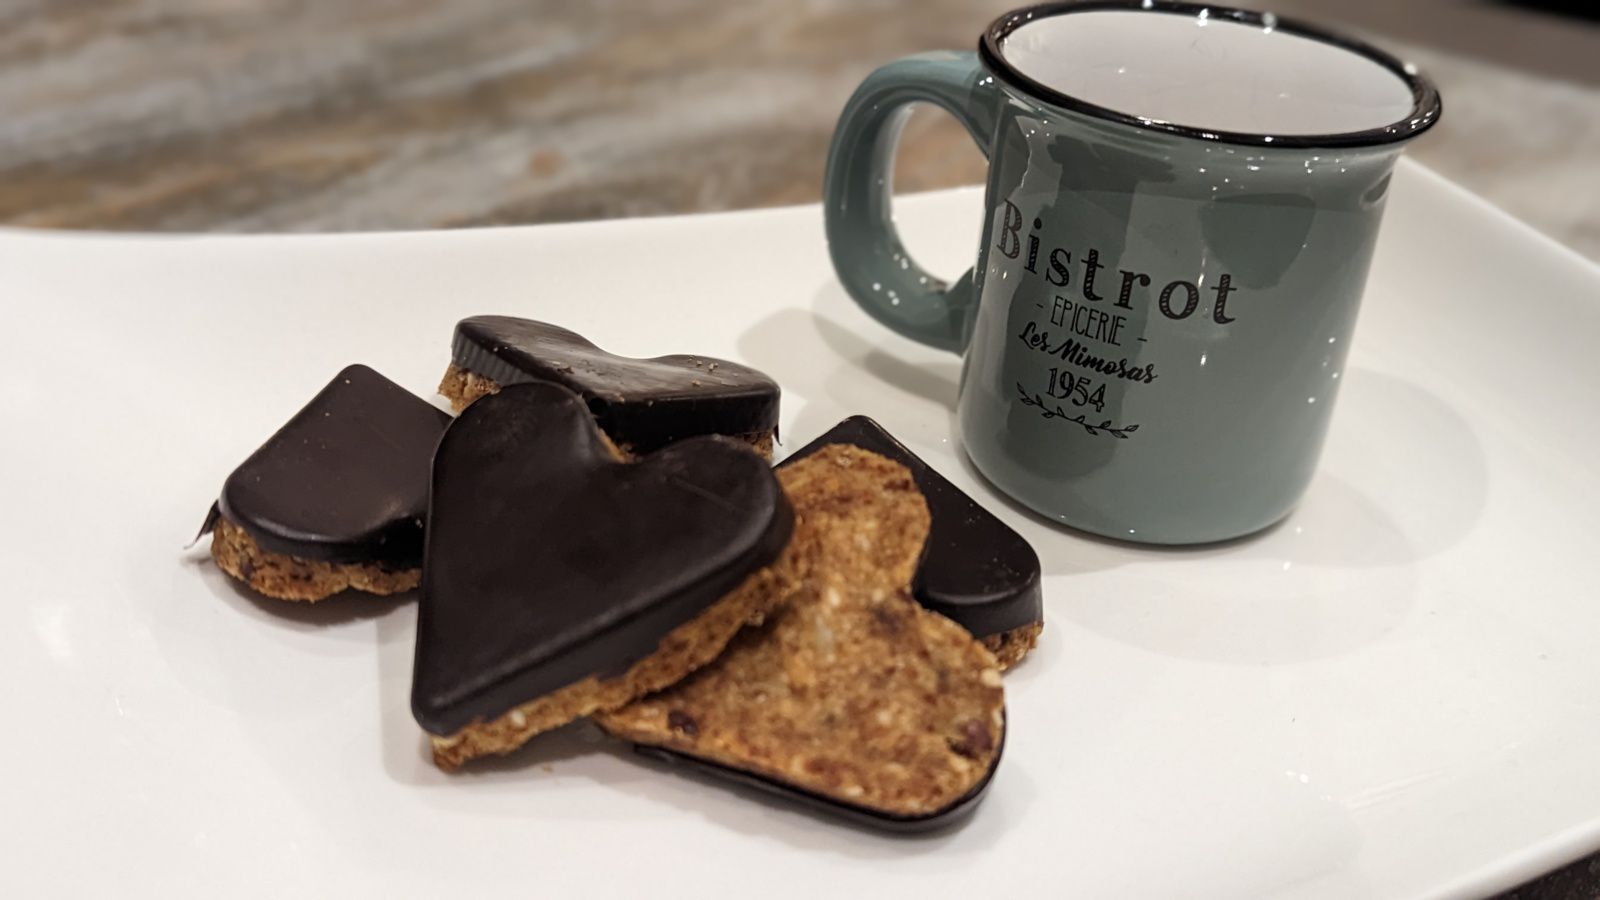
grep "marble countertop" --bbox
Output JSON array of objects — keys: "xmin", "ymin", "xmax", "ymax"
[{"xmin": 2, "ymin": 0, "xmax": 1595, "ymax": 260}]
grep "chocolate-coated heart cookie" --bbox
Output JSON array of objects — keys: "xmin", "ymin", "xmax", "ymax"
[
  {"xmin": 413, "ymin": 381, "xmax": 798, "ymax": 769},
  {"xmin": 439, "ymin": 315, "xmax": 779, "ymax": 456},
  {"xmin": 597, "ymin": 445, "xmax": 1006, "ymax": 829},
  {"xmin": 782, "ymin": 416, "xmax": 1043, "ymax": 668},
  {"xmin": 200, "ymin": 364, "xmax": 449, "ymax": 602}
]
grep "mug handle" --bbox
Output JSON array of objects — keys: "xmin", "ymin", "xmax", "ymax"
[{"xmin": 823, "ymin": 51, "xmax": 998, "ymax": 354}]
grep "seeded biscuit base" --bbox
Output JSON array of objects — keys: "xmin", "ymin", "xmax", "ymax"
[
  {"xmin": 597, "ymin": 445, "xmax": 1006, "ymax": 822},
  {"xmin": 209, "ymin": 516, "xmax": 419, "ymax": 602}
]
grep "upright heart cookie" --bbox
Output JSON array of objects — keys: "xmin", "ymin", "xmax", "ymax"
[
  {"xmin": 439, "ymin": 315, "xmax": 780, "ymax": 457},
  {"xmin": 200, "ymin": 364, "xmax": 450, "ymax": 602},
  {"xmin": 782, "ymin": 417, "xmax": 1043, "ymax": 669},
  {"xmin": 413, "ymin": 381, "xmax": 800, "ymax": 769},
  {"xmin": 597, "ymin": 445, "xmax": 1006, "ymax": 829}
]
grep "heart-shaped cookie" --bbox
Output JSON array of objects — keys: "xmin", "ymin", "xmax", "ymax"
[
  {"xmin": 782, "ymin": 417, "xmax": 1043, "ymax": 668},
  {"xmin": 413, "ymin": 381, "xmax": 799, "ymax": 769},
  {"xmin": 597, "ymin": 445, "xmax": 1006, "ymax": 828},
  {"xmin": 202, "ymin": 364, "xmax": 450, "ymax": 602},
  {"xmin": 440, "ymin": 316, "xmax": 780, "ymax": 456}
]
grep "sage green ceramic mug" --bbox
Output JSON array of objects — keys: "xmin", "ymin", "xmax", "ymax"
[{"xmin": 823, "ymin": 1, "xmax": 1440, "ymax": 544}]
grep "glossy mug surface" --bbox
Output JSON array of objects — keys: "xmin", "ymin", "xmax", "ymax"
[{"xmin": 823, "ymin": 1, "xmax": 1440, "ymax": 544}]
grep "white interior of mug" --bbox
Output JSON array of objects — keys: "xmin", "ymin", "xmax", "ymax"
[{"xmin": 999, "ymin": 8, "xmax": 1418, "ymax": 136}]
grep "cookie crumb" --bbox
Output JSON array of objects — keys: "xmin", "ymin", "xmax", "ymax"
[{"xmin": 981, "ymin": 622, "xmax": 1043, "ymax": 671}]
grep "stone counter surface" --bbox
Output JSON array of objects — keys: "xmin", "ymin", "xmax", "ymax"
[{"xmin": 2, "ymin": 0, "xmax": 1596, "ymax": 259}]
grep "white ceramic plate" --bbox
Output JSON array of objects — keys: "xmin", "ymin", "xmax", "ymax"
[{"xmin": 2, "ymin": 160, "xmax": 1597, "ymax": 899}]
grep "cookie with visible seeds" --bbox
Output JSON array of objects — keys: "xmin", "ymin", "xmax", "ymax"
[
  {"xmin": 199, "ymin": 364, "xmax": 449, "ymax": 602},
  {"xmin": 782, "ymin": 416, "xmax": 1043, "ymax": 669},
  {"xmin": 597, "ymin": 445, "xmax": 1006, "ymax": 828},
  {"xmin": 412, "ymin": 382, "xmax": 802, "ymax": 770},
  {"xmin": 440, "ymin": 316, "xmax": 778, "ymax": 457}
]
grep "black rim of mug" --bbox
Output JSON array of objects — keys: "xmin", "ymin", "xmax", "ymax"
[{"xmin": 979, "ymin": 0, "xmax": 1443, "ymax": 149}]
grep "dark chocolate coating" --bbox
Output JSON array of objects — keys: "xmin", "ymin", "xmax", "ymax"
[
  {"xmin": 209, "ymin": 364, "xmax": 449, "ymax": 565},
  {"xmin": 412, "ymin": 381, "xmax": 793, "ymax": 736},
  {"xmin": 781, "ymin": 416, "xmax": 1042, "ymax": 639},
  {"xmin": 451, "ymin": 315, "xmax": 779, "ymax": 453},
  {"xmin": 632, "ymin": 711, "xmax": 1005, "ymax": 832}
]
